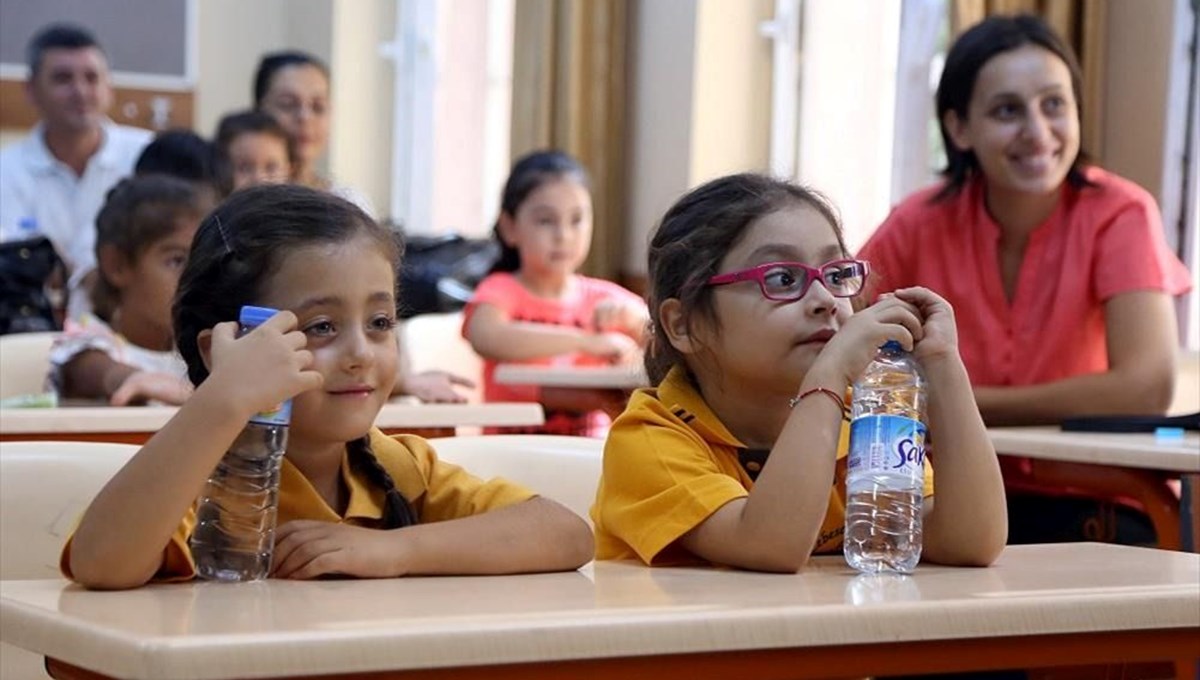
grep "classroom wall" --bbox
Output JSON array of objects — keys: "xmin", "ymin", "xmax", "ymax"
[{"xmin": 624, "ymin": 0, "xmax": 773, "ymax": 278}]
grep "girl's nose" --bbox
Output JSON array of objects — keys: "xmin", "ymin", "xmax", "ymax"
[
  {"xmin": 341, "ymin": 329, "xmax": 374, "ymax": 371},
  {"xmin": 799, "ymin": 278, "xmax": 839, "ymax": 317}
]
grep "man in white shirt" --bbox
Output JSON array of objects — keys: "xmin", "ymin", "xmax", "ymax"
[{"xmin": 0, "ymin": 24, "xmax": 152, "ymax": 317}]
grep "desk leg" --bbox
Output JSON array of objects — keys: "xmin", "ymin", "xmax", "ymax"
[{"xmin": 1183, "ymin": 473, "xmax": 1199, "ymax": 553}]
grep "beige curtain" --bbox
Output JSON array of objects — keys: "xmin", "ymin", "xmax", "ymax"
[
  {"xmin": 510, "ymin": 0, "xmax": 629, "ymax": 281},
  {"xmin": 951, "ymin": 0, "xmax": 1107, "ymax": 162}
]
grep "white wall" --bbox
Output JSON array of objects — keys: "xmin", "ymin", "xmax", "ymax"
[
  {"xmin": 796, "ymin": 0, "xmax": 901, "ymax": 253},
  {"xmin": 625, "ymin": 0, "xmax": 699, "ymax": 275},
  {"xmin": 624, "ymin": 0, "xmax": 774, "ymax": 277}
]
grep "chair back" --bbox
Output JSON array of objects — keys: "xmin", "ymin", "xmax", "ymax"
[
  {"xmin": 425, "ymin": 434, "xmax": 602, "ymax": 523},
  {"xmin": 0, "ymin": 331, "xmax": 56, "ymax": 399},
  {"xmin": 400, "ymin": 312, "xmax": 482, "ymax": 402},
  {"xmin": 0, "ymin": 440, "xmax": 138, "ymax": 579},
  {"xmin": 1170, "ymin": 350, "xmax": 1199, "ymax": 415},
  {"xmin": 0, "ymin": 440, "xmax": 138, "ymax": 680}
]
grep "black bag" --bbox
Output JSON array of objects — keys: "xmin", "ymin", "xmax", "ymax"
[
  {"xmin": 398, "ymin": 234, "xmax": 499, "ymax": 318},
  {"xmin": 0, "ymin": 236, "xmax": 63, "ymax": 335}
]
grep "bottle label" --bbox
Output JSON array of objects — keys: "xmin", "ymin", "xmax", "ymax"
[
  {"xmin": 249, "ymin": 400, "xmax": 292, "ymax": 427},
  {"xmin": 847, "ymin": 414, "xmax": 926, "ymax": 484}
]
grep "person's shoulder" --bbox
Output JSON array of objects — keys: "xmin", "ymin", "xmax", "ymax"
[
  {"xmin": 576, "ymin": 274, "xmax": 641, "ymax": 299},
  {"xmin": 890, "ymin": 182, "xmax": 960, "ymax": 221},
  {"xmin": 473, "ymin": 272, "xmax": 521, "ymax": 296},
  {"xmin": 1074, "ymin": 166, "xmax": 1158, "ymax": 212},
  {"xmin": 0, "ymin": 130, "xmax": 41, "ymax": 171},
  {"xmin": 106, "ymin": 123, "xmax": 154, "ymax": 147}
]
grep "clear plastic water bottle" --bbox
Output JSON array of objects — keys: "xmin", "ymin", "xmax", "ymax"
[
  {"xmin": 190, "ymin": 306, "xmax": 291, "ymax": 582},
  {"xmin": 844, "ymin": 340, "xmax": 927, "ymax": 574}
]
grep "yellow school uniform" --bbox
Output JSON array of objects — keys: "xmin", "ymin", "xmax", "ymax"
[
  {"xmin": 61, "ymin": 429, "xmax": 534, "ymax": 581},
  {"xmin": 591, "ymin": 365, "xmax": 935, "ymax": 565}
]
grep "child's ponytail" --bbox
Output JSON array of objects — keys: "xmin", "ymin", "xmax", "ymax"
[{"xmin": 347, "ymin": 436, "xmax": 419, "ymax": 529}]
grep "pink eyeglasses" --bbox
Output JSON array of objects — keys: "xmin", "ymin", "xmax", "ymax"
[{"xmin": 706, "ymin": 259, "xmax": 870, "ymax": 301}]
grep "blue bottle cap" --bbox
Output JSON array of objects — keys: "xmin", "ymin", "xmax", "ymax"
[
  {"xmin": 239, "ymin": 305, "xmax": 280, "ymax": 328},
  {"xmin": 1154, "ymin": 427, "xmax": 1185, "ymax": 442},
  {"xmin": 880, "ymin": 340, "xmax": 904, "ymax": 352}
]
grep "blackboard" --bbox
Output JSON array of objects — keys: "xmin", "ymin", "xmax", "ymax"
[{"xmin": 0, "ymin": 0, "xmax": 189, "ymax": 80}]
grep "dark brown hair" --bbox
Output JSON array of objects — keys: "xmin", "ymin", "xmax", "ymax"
[
  {"xmin": 644, "ymin": 173, "xmax": 846, "ymax": 385},
  {"xmin": 91, "ymin": 175, "xmax": 211, "ymax": 322}
]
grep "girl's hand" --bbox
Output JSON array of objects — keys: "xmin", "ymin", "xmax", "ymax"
[
  {"xmin": 204, "ymin": 311, "xmax": 323, "ymax": 418},
  {"xmin": 110, "ymin": 371, "xmax": 193, "ymax": 406},
  {"xmin": 891, "ymin": 287, "xmax": 960, "ymax": 365},
  {"xmin": 813, "ymin": 295, "xmax": 925, "ymax": 385},
  {"xmin": 593, "ymin": 300, "xmax": 649, "ymax": 338},
  {"xmin": 579, "ymin": 331, "xmax": 640, "ymax": 364},
  {"xmin": 271, "ymin": 520, "xmax": 403, "ymax": 579},
  {"xmin": 402, "ymin": 370, "xmax": 475, "ymax": 403}
]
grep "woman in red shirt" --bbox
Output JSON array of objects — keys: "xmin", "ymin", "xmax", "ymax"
[{"xmin": 860, "ymin": 14, "xmax": 1191, "ymax": 544}]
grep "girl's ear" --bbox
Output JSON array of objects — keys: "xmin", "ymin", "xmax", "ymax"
[
  {"xmin": 497, "ymin": 212, "xmax": 518, "ymax": 247},
  {"xmin": 942, "ymin": 109, "xmax": 972, "ymax": 152},
  {"xmin": 97, "ymin": 244, "xmax": 132, "ymax": 289},
  {"xmin": 659, "ymin": 298, "xmax": 697, "ymax": 356},
  {"xmin": 196, "ymin": 329, "xmax": 215, "ymax": 373}
]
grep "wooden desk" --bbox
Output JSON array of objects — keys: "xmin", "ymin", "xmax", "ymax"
[
  {"xmin": 989, "ymin": 426, "xmax": 1200, "ymax": 552},
  {"xmin": 494, "ymin": 363, "xmax": 648, "ymax": 390},
  {"xmin": 988, "ymin": 427, "xmax": 1200, "ymax": 473},
  {"xmin": 0, "ymin": 401, "xmax": 545, "ymax": 444},
  {"xmin": 2, "ymin": 544, "xmax": 1197, "ymax": 680}
]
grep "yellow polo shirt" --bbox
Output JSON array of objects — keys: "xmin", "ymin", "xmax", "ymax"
[
  {"xmin": 62, "ymin": 429, "xmax": 534, "ymax": 581},
  {"xmin": 591, "ymin": 366, "xmax": 935, "ymax": 566}
]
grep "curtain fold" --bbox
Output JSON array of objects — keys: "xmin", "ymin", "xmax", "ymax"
[
  {"xmin": 949, "ymin": 0, "xmax": 1106, "ymax": 163},
  {"xmin": 511, "ymin": 0, "xmax": 629, "ymax": 281}
]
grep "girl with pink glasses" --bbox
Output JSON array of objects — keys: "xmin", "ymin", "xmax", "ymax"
[{"xmin": 591, "ymin": 173, "xmax": 1007, "ymax": 572}]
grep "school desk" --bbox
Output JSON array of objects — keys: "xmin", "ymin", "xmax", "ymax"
[
  {"xmin": 0, "ymin": 400, "xmax": 545, "ymax": 444},
  {"xmin": 988, "ymin": 426, "xmax": 1200, "ymax": 552},
  {"xmin": 493, "ymin": 363, "xmax": 648, "ymax": 390},
  {"xmin": 1, "ymin": 544, "xmax": 1196, "ymax": 680}
]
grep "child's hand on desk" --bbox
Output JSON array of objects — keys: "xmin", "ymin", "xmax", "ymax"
[
  {"xmin": 580, "ymin": 332, "xmax": 640, "ymax": 364},
  {"xmin": 401, "ymin": 370, "xmax": 475, "ymax": 403},
  {"xmin": 109, "ymin": 371, "xmax": 193, "ymax": 406},
  {"xmin": 593, "ymin": 300, "xmax": 649, "ymax": 339},
  {"xmin": 202, "ymin": 311, "xmax": 323, "ymax": 417},
  {"xmin": 271, "ymin": 520, "xmax": 402, "ymax": 579}
]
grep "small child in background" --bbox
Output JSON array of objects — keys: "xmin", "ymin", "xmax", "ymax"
[
  {"xmin": 592, "ymin": 174, "xmax": 1007, "ymax": 572},
  {"xmin": 50, "ymin": 175, "xmax": 213, "ymax": 405},
  {"xmin": 63, "ymin": 184, "xmax": 593, "ymax": 589},
  {"xmin": 463, "ymin": 150, "xmax": 648, "ymax": 436},
  {"xmin": 134, "ymin": 129, "xmax": 218, "ymax": 194},
  {"xmin": 213, "ymin": 110, "xmax": 294, "ymax": 196}
]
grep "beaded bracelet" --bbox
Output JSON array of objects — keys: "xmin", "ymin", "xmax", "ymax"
[{"xmin": 788, "ymin": 387, "xmax": 848, "ymax": 419}]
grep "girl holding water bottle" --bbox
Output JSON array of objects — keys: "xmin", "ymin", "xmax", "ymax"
[
  {"xmin": 591, "ymin": 174, "xmax": 1007, "ymax": 572},
  {"xmin": 64, "ymin": 184, "xmax": 593, "ymax": 589}
]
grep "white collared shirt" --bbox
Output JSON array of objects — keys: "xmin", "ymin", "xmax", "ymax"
[{"xmin": 0, "ymin": 119, "xmax": 152, "ymax": 299}]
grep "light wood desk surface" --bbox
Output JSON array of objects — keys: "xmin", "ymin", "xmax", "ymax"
[
  {"xmin": 2, "ymin": 544, "xmax": 1197, "ymax": 680},
  {"xmin": 988, "ymin": 426, "xmax": 1200, "ymax": 473},
  {"xmin": 0, "ymin": 401, "xmax": 544, "ymax": 444},
  {"xmin": 493, "ymin": 363, "xmax": 648, "ymax": 390}
]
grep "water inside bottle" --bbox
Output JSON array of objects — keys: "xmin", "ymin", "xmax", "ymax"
[
  {"xmin": 844, "ymin": 479, "xmax": 923, "ymax": 574},
  {"xmin": 190, "ymin": 427, "xmax": 284, "ymax": 582}
]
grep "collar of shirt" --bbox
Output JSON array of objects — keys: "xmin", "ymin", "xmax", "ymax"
[{"xmin": 24, "ymin": 118, "xmax": 125, "ymax": 175}]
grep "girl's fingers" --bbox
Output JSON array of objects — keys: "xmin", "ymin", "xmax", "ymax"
[{"xmin": 260, "ymin": 309, "xmax": 299, "ymax": 333}]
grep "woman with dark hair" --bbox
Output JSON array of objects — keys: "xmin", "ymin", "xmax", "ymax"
[
  {"xmin": 252, "ymin": 51, "xmax": 372, "ymax": 214},
  {"xmin": 859, "ymin": 14, "xmax": 1191, "ymax": 544}
]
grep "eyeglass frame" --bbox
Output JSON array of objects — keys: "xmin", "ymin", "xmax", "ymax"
[{"xmin": 705, "ymin": 258, "xmax": 871, "ymax": 301}]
